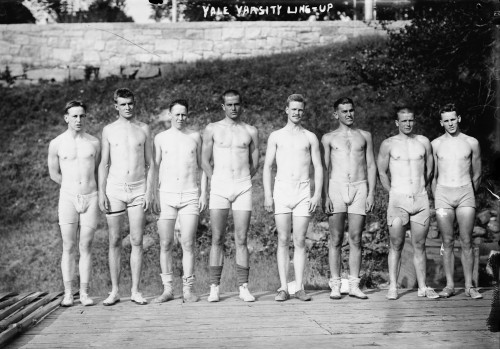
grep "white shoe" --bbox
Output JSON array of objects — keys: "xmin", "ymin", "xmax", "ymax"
[
  {"xmin": 103, "ymin": 292, "xmax": 120, "ymax": 306},
  {"xmin": 239, "ymin": 283, "xmax": 255, "ymax": 302},
  {"xmin": 79, "ymin": 293, "xmax": 94, "ymax": 306},
  {"xmin": 207, "ymin": 284, "xmax": 220, "ymax": 302},
  {"xmin": 61, "ymin": 293, "xmax": 73, "ymax": 307},
  {"xmin": 131, "ymin": 292, "xmax": 148, "ymax": 305}
]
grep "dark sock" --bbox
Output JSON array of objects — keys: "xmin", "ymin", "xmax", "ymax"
[
  {"xmin": 209, "ymin": 266, "xmax": 223, "ymax": 285},
  {"xmin": 236, "ymin": 264, "xmax": 250, "ymax": 286}
]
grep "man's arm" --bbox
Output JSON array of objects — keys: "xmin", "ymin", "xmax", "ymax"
[
  {"xmin": 263, "ymin": 132, "xmax": 277, "ymax": 213},
  {"xmin": 152, "ymin": 134, "xmax": 163, "ymax": 214},
  {"xmin": 470, "ymin": 138, "xmax": 482, "ymax": 192},
  {"xmin": 364, "ymin": 131, "xmax": 377, "ymax": 212},
  {"xmin": 248, "ymin": 126, "xmax": 260, "ymax": 178},
  {"xmin": 377, "ymin": 139, "xmax": 391, "ymax": 192},
  {"xmin": 98, "ymin": 127, "xmax": 111, "ymax": 212},
  {"xmin": 422, "ymin": 136, "xmax": 433, "ymax": 188},
  {"xmin": 309, "ymin": 133, "xmax": 323, "ymax": 213},
  {"xmin": 93, "ymin": 138, "xmax": 101, "ymax": 189},
  {"xmin": 196, "ymin": 132, "xmax": 208, "ymax": 212},
  {"xmin": 201, "ymin": 124, "xmax": 215, "ymax": 179},
  {"xmin": 47, "ymin": 139, "xmax": 62, "ymax": 185},
  {"xmin": 143, "ymin": 125, "xmax": 155, "ymax": 212},
  {"xmin": 320, "ymin": 134, "xmax": 333, "ymax": 214},
  {"xmin": 430, "ymin": 139, "xmax": 439, "ymax": 197}
]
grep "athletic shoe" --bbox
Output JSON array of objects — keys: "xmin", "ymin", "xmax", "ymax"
[
  {"xmin": 61, "ymin": 293, "xmax": 74, "ymax": 307},
  {"xmin": 103, "ymin": 292, "xmax": 120, "ymax": 306},
  {"xmin": 274, "ymin": 289, "xmax": 290, "ymax": 302},
  {"xmin": 207, "ymin": 284, "xmax": 220, "ymax": 302},
  {"xmin": 79, "ymin": 293, "xmax": 94, "ymax": 306},
  {"xmin": 294, "ymin": 289, "xmax": 312, "ymax": 301},
  {"xmin": 348, "ymin": 276, "xmax": 368, "ymax": 299},
  {"xmin": 386, "ymin": 288, "xmax": 398, "ymax": 300},
  {"xmin": 239, "ymin": 283, "xmax": 255, "ymax": 302},
  {"xmin": 183, "ymin": 288, "xmax": 199, "ymax": 303},
  {"xmin": 438, "ymin": 287, "xmax": 455, "ymax": 298},
  {"xmin": 465, "ymin": 287, "xmax": 483, "ymax": 299},
  {"xmin": 329, "ymin": 277, "xmax": 341, "ymax": 300},
  {"xmin": 417, "ymin": 287, "xmax": 439, "ymax": 299},
  {"xmin": 131, "ymin": 292, "xmax": 148, "ymax": 305},
  {"xmin": 152, "ymin": 290, "xmax": 174, "ymax": 303}
]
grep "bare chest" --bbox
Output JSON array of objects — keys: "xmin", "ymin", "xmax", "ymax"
[
  {"xmin": 58, "ymin": 140, "xmax": 96, "ymax": 162},
  {"xmin": 436, "ymin": 139, "xmax": 471, "ymax": 161},
  {"xmin": 213, "ymin": 127, "xmax": 251, "ymax": 149},
  {"xmin": 108, "ymin": 126, "xmax": 146, "ymax": 150},
  {"xmin": 390, "ymin": 140, "xmax": 425, "ymax": 161},
  {"xmin": 330, "ymin": 133, "xmax": 366, "ymax": 154}
]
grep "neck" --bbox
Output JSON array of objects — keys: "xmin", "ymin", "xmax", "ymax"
[
  {"xmin": 285, "ymin": 121, "xmax": 302, "ymax": 131},
  {"xmin": 338, "ymin": 123, "xmax": 353, "ymax": 132},
  {"xmin": 223, "ymin": 116, "xmax": 239, "ymax": 124},
  {"xmin": 398, "ymin": 132, "xmax": 414, "ymax": 139},
  {"xmin": 66, "ymin": 128, "xmax": 83, "ymax": 138},
  {"xmin": 445, "ymin": 130, "xmax": 461, "ymax": 138}
]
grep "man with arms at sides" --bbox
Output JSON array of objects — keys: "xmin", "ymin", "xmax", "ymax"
[
  {"xmin": 98, "ymin": 88, "xmax": 154, "ymax": 306},
  {"xmin": 263, "ymin": 94, "xmax": 323, "ymax": 301},
  {"xmin": 431, "ymin": 103, "xmax": 482, "ymax": 299},
  {"xmin": 152, "ymin": 99, "xmax": 207, "ymax": 303},
  {"xmin": 377, "ymin": 105, "xmax": 439, "ymax": 300},
  {"xmin": 202, "ymin": 89, "xmax": 259, "ymax": 302},
  {"xmin": 48, "ymin": 100, "xmax": 100, "ymax": 306},
  {"xmin": 321, "ymin": 97, "xmax": 376, "ymax": 300}
]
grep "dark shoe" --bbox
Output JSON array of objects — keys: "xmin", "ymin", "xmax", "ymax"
[
  {"xmin": 294, "ymin": 289, "xmax": 311, "ymax": 301},
  {"xmin": 274, "ymin": 289, "xmax": 290, "ymax": 302}
]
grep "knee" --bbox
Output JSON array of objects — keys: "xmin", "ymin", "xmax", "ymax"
[
  {"xmin": 461, "ymin": 239, "xmax": 472, "ymax": 251},
  {"xmin": 390, "ymin": 238, "xmax": 404, "ymax": 252},
  {"xmin": 329, "ymin": 233, "xmax": 343, "ymax": 249},
  {"xmin": 234, "ymin": 231, "xmax": 247, "ymax": 248},
  {"xmin": 277, "ymin": 235, "xmax": 289, "ymax": 248},
  {"xmin": 181, "ymin": 239, "xmax": 194, "ymax": 253},
  {"xmin": 349, "ymin": 234, "xmax": 362, "ymax": 249},
  {"xmin": 294, "ymin": 236, "xmax": 306, "ymax": 249},
  {"xmin": 412, "ymin": 239, "xmax": 426, "ymax": 252},
  {"xmin": 211, "ymin": 232, "xmax": 224, "ymax": 246},
  {"xmin": 160, "ymin": 239, "xmax": 173, "ymax": 252},
  {"xmin": 129, "ymin": 235, "xmax": 143, "ymax": 247},
  {"xmin": 442, "ymin": 237, "xmax": 454, "ymax": 249},
  {"xmin": 62, "ymin": 240, "xmax": 76, "ymax": 253},
  {"xmin": 79, "ymin": 240, "xmax": 92, "ymax": 254}
]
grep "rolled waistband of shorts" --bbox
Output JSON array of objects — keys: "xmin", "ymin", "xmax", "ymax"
[
  {"xmin": 389, "ymin": 189, "xmax": 427, "ymax": 199},
  {"xmin": 211, "ymin": 175, "xmax": 251, "ymax": 183},
  {"xmin": 107, "ymin": 176, "xmax": 145, "ymax": 187},
  {"xmin": 60, "ymin": 188, "xmax": 98, "ymax": 198},
  {"xmin": 330, "ymin": 179, "xmax": 367, "ymax": 186},
  {"xmin": 436, "ymin": 183, "xmax": 473, "ymax": 190},
  {"xmin": 275, "ymin": 177, "xmax": 310, "ymax": 184},
  {"xmin": 159, "ymin": 189, "xmax": 198, "ymax": 195}
]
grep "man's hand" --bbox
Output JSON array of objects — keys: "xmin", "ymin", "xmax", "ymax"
[
  {"xmin": 365, "ymin": 193, "xmax": 374, "ymax": 213},
  {"xmin": 199, "ymin": 192, "xmax": 207, "ymax": 212},
  {"xmin": 309, "ymin": 194, "xmax": 321, "ymax": 213},
  {"xmin": 152, "ymin": 193, "xmax": 161, "ymax": 215},
  {"xmin": 143, "ymin": 191, "xmax": 153, "ymax": 212},
  {"xmin": 264, "ymin": 195, "xmax": 274, "ymax": 213},
  {"xmin": 99, "ymin": 192, "xmax": 109, "ymax": 213},
  {"xmin": 323, "ymin": 196, "xmax": 334, "ymax": 214}
]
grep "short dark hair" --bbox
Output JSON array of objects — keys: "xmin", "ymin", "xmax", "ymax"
[
  {"xmin": 395, "ymin": 103, "xmax": 414, "ymax": 119},
  {"xmin": 439, "ymin": 103, "xmax": 457, "ymax": 115},
  {"xmin": 286, "ymin": 94, "xmax": 306, "ymax": 107},
  {"xmin": 113, "ymin": 88, "xmax": 135, "ymax": 103},
  {"xmin": 333, "ymin": 97, "xmax": 354, "ymax": 110},
  {"xmin": 221, "ymin": 89, "xmax": 241, "ymax": 104},
  {"xmin": 169, "ymin": 99, "xmax": 189, "ymax": 112},
  {"xmin": 64, "ymin": 100, "xmax": 86, "ymax": 114}
]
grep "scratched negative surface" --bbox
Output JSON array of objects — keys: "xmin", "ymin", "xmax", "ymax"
[{"xmin": 4, "ymin": 288, "xmax": 499, "ymax": 348}]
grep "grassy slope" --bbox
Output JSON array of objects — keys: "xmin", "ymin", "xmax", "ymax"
[{"xmin": 0, "ymin": 36, "xmax": 401, "ymax": 295}]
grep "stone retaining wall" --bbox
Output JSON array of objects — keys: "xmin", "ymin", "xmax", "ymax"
[{"xmin": 0, "ymin": 21, "xmax": 399, "ymax": 83}]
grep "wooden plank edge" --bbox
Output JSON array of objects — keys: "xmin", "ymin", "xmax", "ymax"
[{"xmin": 0, "ymin": 292, "xmax": 44, "ymax": 331}]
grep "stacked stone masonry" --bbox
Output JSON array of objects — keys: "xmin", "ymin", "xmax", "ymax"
[{"xmin": 0, "ymin": 21, "xmax": 399, "ymax": 82}]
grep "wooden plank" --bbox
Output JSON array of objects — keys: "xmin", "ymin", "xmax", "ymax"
[
  {"xmin": 0, "ymin": 293, "xmax": 41, "ymax": 324},
  {"xmin": 0, "ymin": 293, "xmax": 17, "ymax": 303},
  {"xmin": 0, "ymin": 294, "xmax": 28, "ymax": 312}
]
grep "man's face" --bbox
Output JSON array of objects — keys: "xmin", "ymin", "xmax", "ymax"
[
  {"xmin": 115, "ymin": 97, "xmax": 134, "ymax": 119},
  {"xmin": 170, "ymin": 104, "xmax": 188, "ymax": 130},
  {"xmin": 396, "ymin": 111, "xmax": 415, "ymax": 135},
  {"xmin": 285, "ymin": 101, "xmax": 305, "ymax": 124},
  {"xmin": 334, "ymin": 103, "xmax": 354, "ymax": 126},
  {"xmin": 65, "ymin": 106, "xmax": 86, "ymax": 132},
  {"xmin": 440, "ymin": 111, "xmax": 460, "ymax": 135},
  {"xmin": 222, "ymin": 95, "xmax": 242, "ymax": 120}
]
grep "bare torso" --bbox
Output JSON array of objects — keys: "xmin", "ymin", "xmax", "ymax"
[
  {"xmin": 274, "ymin": 127, "xmax": 313, "ymax": 182},
  {"xmin": 211, "ymin": 121, "xmax": 253, "ymax": 179},
  {"xmin": 106, "ymin": 120, "xmax": 148, "ymax": 182},
  {"xmin": 432, "ymin": 133, "xmax": 474, "ymax": 187},
  {"xmin": 56, "ymin": 132, "xmax": 99, "ymax": 194},
  {"xmin": 325, "ymin": 128, "xmax": 368, "ymax": 182},
  {"xmin": 156, "ymin": 128, "xmax": 200, "ymax": 192},
  {"xmin": 387, "ymin": 135, "xmax": 428, "ymax": 194}
]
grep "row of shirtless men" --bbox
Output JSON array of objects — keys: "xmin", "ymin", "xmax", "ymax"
[{"xmin": 48, "ymin": 88, "xmax": 483, "ymax": 307}]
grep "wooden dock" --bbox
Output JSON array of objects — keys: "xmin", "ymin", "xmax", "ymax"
[{"xmin": 4, "ymin": 288, "xmax": 499, "ymax": 349}]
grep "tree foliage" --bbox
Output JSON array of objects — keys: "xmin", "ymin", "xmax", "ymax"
[{"xmin": 34, "ymin": 0, "xmax": 133, "ymax": 22}]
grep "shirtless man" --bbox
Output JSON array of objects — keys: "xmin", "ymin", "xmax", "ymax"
[
  {"xmin": 431, "ymin": 103, "xmax": 482, "ymax": 299},
  {"xmin": 377, "ymin": 105, "xmax": 439, "ymax": 300},
  {"xmin": 48, "ymin": 100, "xmax": 100, "ymax": 307},
  {"xmin": 263, "ymin": 94, "xmax": 323, "ymax": 301},
  {"xmin": 152, "ymin": 99, "xmax": 207, "ymax": 303},
  {"xmin": 321, "ymin": 97, "xmax": 376, "ymax": 300},
  {"xmin": 201, "ymin": 89, "xmax": 259, "ymax": 302},
  {"xmin": 98, "ymin": 88, "xmax": 154, "ymax": 306}
]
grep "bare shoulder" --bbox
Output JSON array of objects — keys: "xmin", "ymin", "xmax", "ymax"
[
  {"xmin": 243, "ymin": 122, "xmax": 258, "ymax": 136},
  {"xmin": 303, "ymin": 129, "xmax": 319, "ymax": 143},
  {"xmin": 431, "ymin": 134, "xmax": 444, "ymax": 148},
  {"xmin": 461, "ymin": 133, "xmax": 479, "ymax": 147},
  {"xmin": 358, "ymin": 128, "xmax": 372, "ymax": 141},
  {"xmin": 321, "ymin": 130, "xmax": 335, "ymax": 143},
  {"xmin": 416, "ymin": 134, "xmax": 431, "ymax": 146},
  {"xmin": 49, "ymin": 133, "xmax": 64, "ymax": 149},
  {"xmin": 84, "ymin": 132, "xmax": 99, "ymax": 143},
  {"xmin": 135, "ymin": 120, "xmax": 150, "ymax": 133},
  {"xmin": 154, "ymin": 129, "xmax": 168, "ymax": 141}
]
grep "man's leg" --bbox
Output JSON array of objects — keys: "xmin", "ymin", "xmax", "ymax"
[
  {"xmin": 60, "ymin": 224, "xmax": 78, "ymax": 306},
  {"xmin": 347, "ymin": 213, "xmax": 367, "ymax": 299},
  {"xmin": 292, "ymin": 215, "xmax": 311, "ymax": 301},
  {"xmin": 208, "ymin": 208, "xmax": 229, "ymax": 302},
  {"xmin": 78, "ymin": 225, "xmax": 96, "ymax": 306},
  {"xmin": 328, "ymin": 213, "xmax": 345, "ymax": 299},
  {"xmin": 410, "ymin": 219, "xmax": 430, "ymax": 290},
  {"xmin": 436, "ymin": 208, "xmax": 457, "ymax": 295},
  {"xmin": 179, "ymin": 214, "xmax": 199, "ymax": 302},
  {"xmin": 387, "ymin": 218, "xmax": 405, "ymax": 299},
  {"xmin": 275, "ymin": 214, "xmax": 292, "ymax": 293},
  {"xmin": 456, "ymin": 206, "xmax": 482, "ymax": 298},
  {"xmin": 127, "ymin": 205, "xmax": 146, "ymax": 304},
  {"xmin": 233, "ymin": 210, "xmax": 254, "ymax": 302},
  {"xmin": 104, "ymin": 214, "xmax": 123, "ymax": 304},
  {"xmin": 153, "ymin": 218, "xmax": 176, "ymax": 303}
]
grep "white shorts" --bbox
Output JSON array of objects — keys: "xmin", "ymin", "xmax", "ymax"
[
  {"xmin": 209, "ymin": 175, "xmax": 252, "ymax": 211},
  {"xmin": 58, "ymin": 190, "xmax": 99, "ymax": 229},
  {"xmin": 159, "ymin": 190, "xmax": 199, "ymax": 220},
  {"xmin": 273, "ymin": 178, "xmax": 310, "ymax": 217}
]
